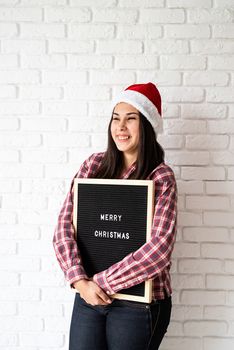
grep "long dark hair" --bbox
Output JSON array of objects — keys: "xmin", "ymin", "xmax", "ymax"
[{"xmin": 93, "ymin": 112, "xmax": 165, "ymax": 179}]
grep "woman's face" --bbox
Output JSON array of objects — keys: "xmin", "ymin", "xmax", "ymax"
[{"xmin": 111, "ymin": 102, "xmax": 140, "ymax": 161}]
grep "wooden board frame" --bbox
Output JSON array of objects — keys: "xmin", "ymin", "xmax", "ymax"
[{"xmin": 73, "ymin": 178, "xmax": 154, "ymax": 303}]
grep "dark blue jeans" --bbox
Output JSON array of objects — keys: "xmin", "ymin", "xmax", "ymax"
[{"xmin": 69, "ymin": 294, "xmax": 172, "ymax": 350}]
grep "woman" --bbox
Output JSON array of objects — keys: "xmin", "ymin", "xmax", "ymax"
[{"xmin": 53, "ymin": 82, "xmax": 178, "ymax": 350}]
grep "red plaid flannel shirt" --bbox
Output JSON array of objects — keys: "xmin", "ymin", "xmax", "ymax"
[{"xmin": 53, "ymin": 152, "xmax": 177, "ymax": 300}]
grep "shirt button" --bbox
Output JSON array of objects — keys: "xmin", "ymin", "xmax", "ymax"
[{"xmin": 107, "ymin": 291, "xmax": 111, "ymax": 295}]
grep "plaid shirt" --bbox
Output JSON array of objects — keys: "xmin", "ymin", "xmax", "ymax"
[{"xmin": 53, "ymin": 152, "xmax": 177, "ymax": 300}]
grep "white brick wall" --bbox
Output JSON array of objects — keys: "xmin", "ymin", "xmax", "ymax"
[{"xmin": 0, "ymin": 1, "xmax": 233, "ymax": 349}]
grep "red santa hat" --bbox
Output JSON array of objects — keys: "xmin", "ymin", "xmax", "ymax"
[{"xmin": 112, "ymin": 82, "xmax": 163, "ymax": 134}]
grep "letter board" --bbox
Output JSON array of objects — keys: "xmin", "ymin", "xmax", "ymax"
[{"xmin": 73, "ymin": 178, "xmax": 154, "ymax": 303}]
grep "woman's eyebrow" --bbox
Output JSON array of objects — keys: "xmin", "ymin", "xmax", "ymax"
[{"xmin": 112, "ymin": 112, "xmax": 139, "ymax": 116}]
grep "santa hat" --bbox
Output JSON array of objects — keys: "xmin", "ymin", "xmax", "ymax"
[{"xmin": 112, "ymin": 82, "xmax": 163, "ymax": 134}]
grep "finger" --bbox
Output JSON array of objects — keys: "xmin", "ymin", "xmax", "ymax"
[{"xmin": 96, "ymin": 289, "xmax": 112, "ymax": 304}]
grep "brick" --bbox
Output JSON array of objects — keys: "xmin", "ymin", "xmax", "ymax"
[
  {"xmin": 137, "ymin": 71, "xmax": 181, "ymax": 86},
  {"xmin": 182, "ymin": 104, "xmax": 227, "ymax": 119},
  {"xmin": 228, "ymin": 168, "xmax": 234, "ymax": 180},
  {"xmin": 181, "ymin": 290, "xmax": 226, "ymax": 305},
  {"xmin": 161, "ymin": 87, "xmax": 205, "ymax": 102},
  {"xmin": 48, "ymin": 39, "xmax": 94, "ymax": 54},
  {"xmin": 214, "ymin": 0, "xmax": 234, "ymax": 6},
  {"xmin": 41, "ymin": 287, "xmax": 73, "ymax": 302},
  {"xmin": 20, "ymin": 333, "xmax": 64, "ymax": 347},
  {"xmin": 0, "ymin": 8, "xmax": 42, "ymax": 21},
  {"xmin": 42, "ymin": 101, "xmax": 87, "ymax": 116},
  {"xmin": 0, "ymin": 302, "xmax": 16, "ymax": 315},
  {"xmin": 168, "ymin": 0, "xmax": 212, "ymax": 7},
  {"xmin": 21, "ymin": 54, "xmax": 66, "ymax": 69},
  {"xmin": 0, "ymin": 180, "xmax": 20, "ymax": 193},
  {"xmin": 202, "ymin": 243, "xmax": 234, "ymax": 258},
  {"xmin": 44, "ymin": 316, "xmax": 68, "ymax": 332},
  {"xmin": 0, "ymin": 225, "xmax": 39, "ymax": 240},
  {"xmin": 70, "ymin": 0, "xmax": 116, "ymax": 5},
  {"xmin": 161, "ymin": 55, "xmax": 206, "ymax": 70},
  {"xmin": 166, "ymin": 151, "xmax": 209, "ymax": 165},
  {"xmin": 68, "ymin": 117, "xmax": 109, "ymax": 133},
  {"xmin": 0, "ymin": 54, "xmax": 18, "ymax": 68},
  {"xmin": 191, "ymin": 39, "xmax": 234, "ymax": 54},
  {"xmin": 0, "ymin": 102, "xmax": 40, "ymax": 116},
  {"xmin": 45, "ymin": 7, "xmax": 91, "ymax": 22},
  {"xmin": 18, "ymin": 240, "xmax": 53, "ymax": 256},
  {"xmin": 186, "ymin": 195, "xmax": 229, "ymax": 210},
  {"xmin": 68, "ymin": 55, "xmax": 113, "ymax": 69},
  {"xmin": 42, "ymin": 70, "xmax": 87, "ymax": 84},
  {"xmin": 206, "ymin": 181, "xmax": 234, "ymax": 194},
  {"xmin": 93, "ymin": 9, "xmax": 137, "ymax": 23},
  {"xmin": 208, "ymin": 120, "xmax": 234, "ymax": 134},
  {"xmin": 166, "ymin": 119, "xmax": 206, "ymax": 135},
  {"xmin": 184, "ymin": 321, "xmax": 227, "ymax": 336},
  {"xmin": 171, "ymin": 305, "xmax": 203, "ymax": 321},
  {"xmin": 179, "ymin": 258, "xmax": 222, "ymax": 273},
  {"xmin": 45, "ymin": 164, "xmax": 82, "ymax": 179},
  {"xmin": 184, "ymin": 71, "xmax": 228, "ymax": 86},
  {"xmin": 186, "ymin": 135, "xmax": 228, "ymax": 150},
  {"xmin": 3, "ymin": 193, "xmax": 47, "ymax": 210},
  {"xmin": 205, "ymin": 305, "xmax": 234, "ymax": 320},
  {"xmin": 0, "ymin": 212, "xmax": 16, "ymax": 225},
  {"xmin": 211, "ymin": 151, "xmax": 234, "ymax": 165},
  {"xmin": 0, "ymin": 23, "xmax": 17, "ymax": 37},
  {"xmin": 119, "ymin": 0, "xmax": 163, "ymax": 6},
  {"xmin": 158, "ymin": 135, "xmax": 183, "ymax": 149},
  {"xmin": 213, "ymin": 24, "xmax": 234, "ymax": 38},
  {"xmin": 183, "ymin": 227, "xmax": 229, "ymax": 242},
  {"xmin": 228, "ymin": 292, "xmax": 234, "ymax": 305},
  {"xmin": 207, "ymin": 87, "xmax": 234, "ymax": 102},
  {"xmin": 209, "ymin": 56, "xmax": 234, "ymax": 70},
  {"xmin": 179, "ymin": 211, "xmax": 203, "ymax": 227},
  {"xmin": 64, "ymin": 86, "xmax": 110, "ymax": 100},
  {"xmin": 167, "ymin": 321, "xmax": 183, "ymax": 336},
  {"xmin": 225, "ymin": 260, "xmax": 234, "ymax": 274},
  {"xmin": 0, "ymin": 287, "xmax": 40, "ymax": 301},
  {"xmin": 97, "ymin": 40, "xmax": 143, "ymax": 54},
  {"xmin": 2, "ymin": 39, "xmax": 46, "ymax": 54},
  {"xmin": 165, "ymin": 24, "xmax": 210, "ymax": 38},
  {"xmin": 21, "ymin": 118, "xmax": 66, "ymax": 132},
  {"xmin": 177, "ymin": 180, "xmax": 204, "ymax": 194},
  {"xmin": 181, "ymin": 167, "xmax": 225, "ymax": 180},
  {"xmin": 206, "ymin": 274, "xmax": 234, "ymax": 290},
  {"xmin": 0, "ymin": 70, "xmax": 40, "ymax": 84},
  {"xmin": 0, "ymin": 85, "xmax": 16, "ymax": 98},
  {"xmin": 204, "ymin": 212, "xmax": 234, "ymax": 227},
  {"xmin": 0, "ymin": 333, "xmax": 17, "ymax": 346},
  {"xmin": 204, "ymin": 338, "xmax": 234, "ymax": 350},
  {"xmin": 0, "ymin": 133, "xmax": 41, "ymax": 147},
  {"xmin": 115, "ymin": 55, "xmax": 159, "ymax": 69},
  {"xmin": 19, "ymin": 86, "xmax": 62, "ymax": 99},
  {"xmin": 21, "ymin": 179, "xmax": 65, "ymax": 195},
  {"xmin": 21, "ymin": 271, "xmax": 63, "ymax": 287},
  {"xmin": 172, "ymin": 242, "xmax": 200, "ymax": 258},
  {"xmin": 20, "ymin": 23, "xmax": 65, "ymax": 37},
  {"xmin": 162, "ymin": 104, "xmax": 180, "ymax": 118},
  {"xmin": 44, "ymin": 133, "xmax": 89, "ymax": 148},
  {"xmin": 172, "ymin": 274, "xmax": 204, "ymax": 289},
  {"xmin": 91, "ymin": 133, "xmax": 107, "ymax": 149},
  {"xmin": 0, "ymin": 164, "xmax": 43, "ymax": 178},
  {"xmin": 0, "ymin": 271, "xmax": 18, "ymax": 286},
  {"xmin": 21, "ymin": 0, "xmax": 66, "ymax": 3},
  {"xmin": 147, "ymin": 39, "xmax": 189, "ymax": 54},
  {"xmin": 0, "ymin": 256, "xmax": 40, "ymax": 271},
  {"xmin": 19, "ymin": 302, "xmax": 63, "ymax": 316},
  {"xmin": 0, "ymin": 317, "xmax": 43, "ymax": 332},
  {"xmin": 140, "ymin": 9, "xmax": 185, "ymax": 23},
  {"xmin": 188, "ymin": 9, "xmax": 234, "ymax": 23},
  {"xmin": 69, "ymin": 24, "xmax": 115, "ymax": 39},
  {"xmin": 23, "ymin": 149, "xmax": 67, "ymax": 164},
  {"xmin": 117, "ymin": 24, "xmax": 162, "ymax": 39},
  {"xmin": 162, "ymin": 337, "xmax": 202, "ymax": 350},
  {"xmin": 90, "ymin": 70, "xmax": 135, "ymax": 85},
  {"xmin": 0, "ymin": 150, "xmax": 19, "ymax": 162}
]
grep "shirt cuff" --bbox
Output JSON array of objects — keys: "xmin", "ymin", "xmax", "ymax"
[
  {"xmin": 93, "ymin": 271, "xmax": 115, "ymax": 295},
  {"xmin": 65, "ymin": 265, "xmax": 89, "ymax": 286}
]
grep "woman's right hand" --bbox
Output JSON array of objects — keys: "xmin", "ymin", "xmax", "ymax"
[{"xmin": 73, "ymin": 279, "xmax": 112, "ymax": 306}]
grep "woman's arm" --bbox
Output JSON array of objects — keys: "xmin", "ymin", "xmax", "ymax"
[{"xmin": 92, "ymin": 169, "xmax": 178, "ymax": 295}]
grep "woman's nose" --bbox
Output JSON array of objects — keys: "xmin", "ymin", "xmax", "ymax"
[{"xmin": 119, "ymin": 120, "xmax": 126, "ymax": 129}]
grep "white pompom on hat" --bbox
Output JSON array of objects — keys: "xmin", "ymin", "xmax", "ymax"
[{"xmin": 112, "ymin": 82, "xmax": 163, "ymax": 134}]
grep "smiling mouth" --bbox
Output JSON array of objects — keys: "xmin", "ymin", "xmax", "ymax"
[{"xmin": 117, "ymin": 136, "xmax": 130, "ymax": 140}]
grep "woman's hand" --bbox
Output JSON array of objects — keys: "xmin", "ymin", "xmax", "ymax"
[{"xmin": 73, "ymin": 279, "xmax": 112, "ymax": 306}]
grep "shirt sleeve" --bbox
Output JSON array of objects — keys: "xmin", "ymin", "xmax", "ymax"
[
  {"xmin": 53, "ymin": 156, "xmax": 92, "ymax": 286},
  {"xmin": 93, "ymin": 172, "xmax": 178, "ymax": 295}
]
